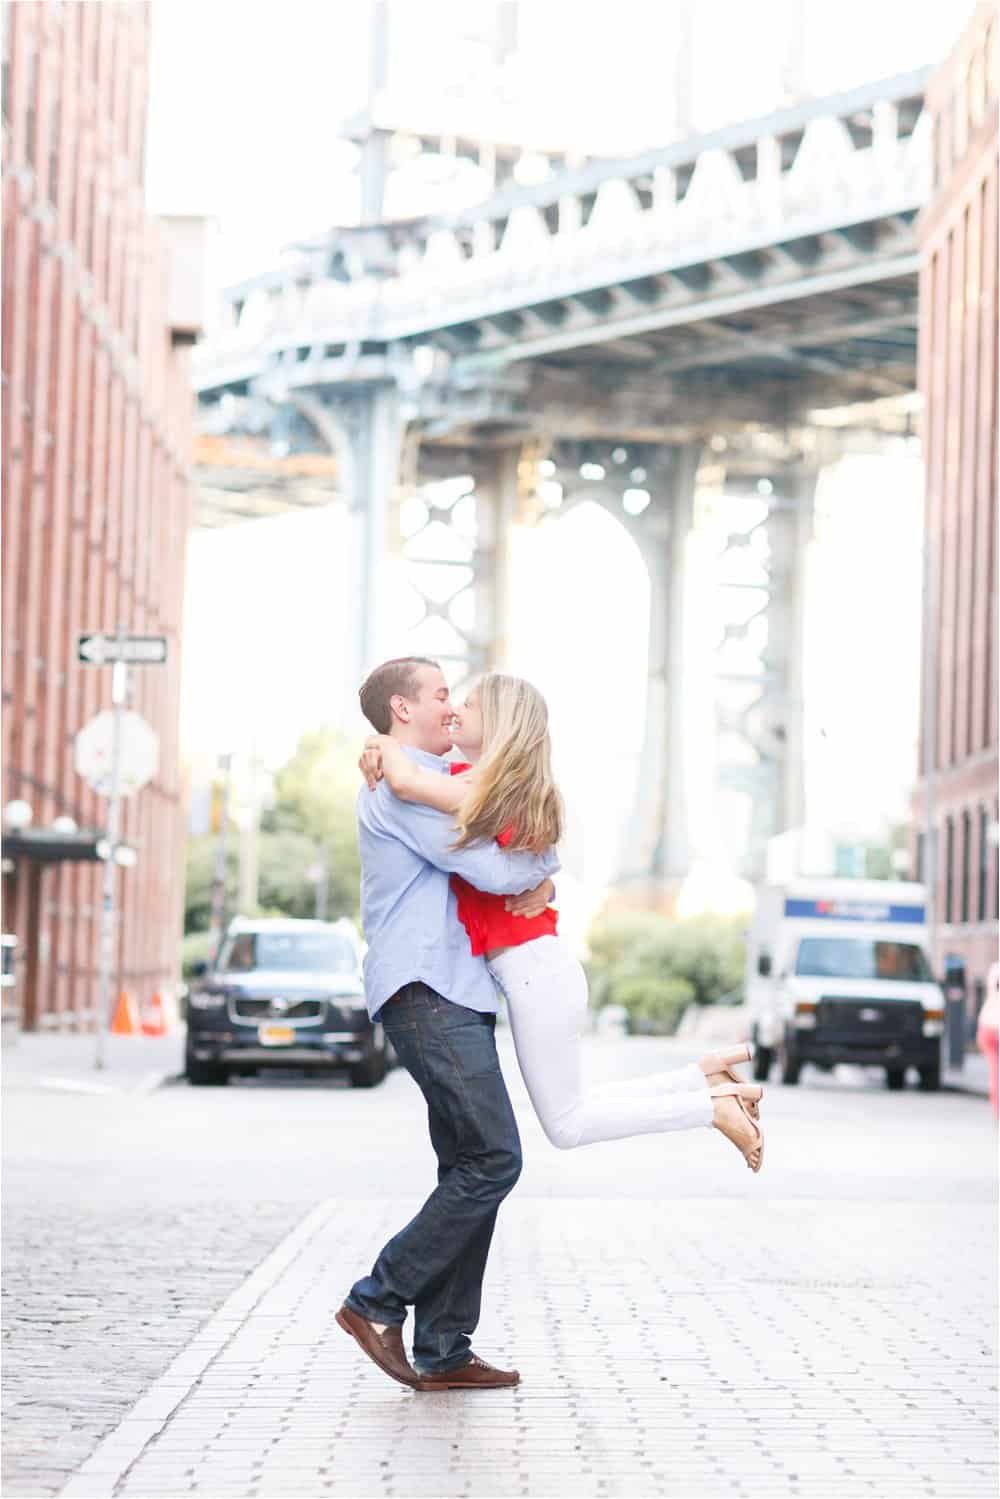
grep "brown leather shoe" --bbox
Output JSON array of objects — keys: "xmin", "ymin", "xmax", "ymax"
[
  {"xmin": 416, "ymin": 1354, "xmax": 520, "ymax": 1391},
  {"xmin": 335, "ymin": 1303, "xmax": 418, "ymax": 1388}
]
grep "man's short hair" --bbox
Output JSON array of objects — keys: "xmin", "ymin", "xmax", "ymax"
[{"xmin": 359, "ymin": 657, "xmax": 441, "ymax": 733}]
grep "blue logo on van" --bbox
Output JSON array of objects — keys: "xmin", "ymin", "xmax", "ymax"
[{"xmin": 783, "ymin": 899, "xmax": 925, "ymax": 924}]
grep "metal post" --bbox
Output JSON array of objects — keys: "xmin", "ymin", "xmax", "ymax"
[
  {"xmin": 208, "ymin": 753, "xmax": 233, "ymax": 958},
  {"xmin": 315, "ymin": 845, "xmax": 329, "ymax": 922},
  {"xmin": 94, "ymin": 627, "xmax": 127, "ymax": 1071},
  {"xmin": 920, "ymin": 498, "xmax": 938, "ymax": 978},
  {"xmin": 238, "ymin": 750, "xmax": 260, "ymax": 917}
]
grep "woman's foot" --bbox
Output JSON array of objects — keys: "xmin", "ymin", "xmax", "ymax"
[
  {"xmin": 699, "ymin": 1044, "xmax": 759, "ymax": 1118},
  {"xmin": 698, "ymin": 1042, "xmax": 753, "ymax": 1076},
  {"xmin": 710, "ymin": 1083, "xmax": 764, "ymax": 1172}
]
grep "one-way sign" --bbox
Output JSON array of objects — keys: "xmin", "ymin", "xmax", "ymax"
[{"xmin": 77, "ymin": 634, "xmax": 168, "ymax": 666}]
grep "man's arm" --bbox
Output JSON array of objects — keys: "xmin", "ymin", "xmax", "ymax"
[{"xmin": 371, "ymin": 788, "xmax": 559, "ymax": 896}]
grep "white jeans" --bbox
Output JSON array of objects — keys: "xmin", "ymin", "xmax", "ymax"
[{"xmin": 488, "ymin": 935, "xmax": 714, "ymax": 1150}]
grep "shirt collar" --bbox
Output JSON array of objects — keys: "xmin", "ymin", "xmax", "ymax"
[{"xmin": 400, "ymin": 745, "xmax": 452, "ymax": 774}]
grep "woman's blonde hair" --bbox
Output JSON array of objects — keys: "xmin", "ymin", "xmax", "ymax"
[{"xmin": 453, "ymin": 673, "xmax": 563, "ymax": 853}]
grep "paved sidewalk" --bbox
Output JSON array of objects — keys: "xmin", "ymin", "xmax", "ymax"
[
  {"xmin": 61, "ymin": 1193, "xmax": 997, "ymax": 1499},
  {"xmin": 2, "ymin": 1031, "xmax": 185, "ymax": 1095},
  {"xmin": 943, "ymin": 1051, "xmax": 992, "ymax": 1098}
]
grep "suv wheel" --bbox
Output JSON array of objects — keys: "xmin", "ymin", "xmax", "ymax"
[
  {"xmin": 886, "ymin": 1068, "xmax": 906, "ymax": 1090},
  {"xmin": 350, "ymin": 1036, "xmax": 387, "ymax": 1089},
  {"xmin": 918, "ymin": 1063, "xmax": 941, "ymax": 1092},
  {"xmin": 186, "ymin": 1052, "xmax": 229, "ymax": 1087}
]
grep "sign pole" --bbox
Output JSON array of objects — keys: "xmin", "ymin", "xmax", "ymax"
[
  {"xmin": 95, "ymin": 629, "xmax": 128, "ymax": 1070},
  {"xmin": 207, "ymin": 753, "xmax": 233, "ymax": 959}
]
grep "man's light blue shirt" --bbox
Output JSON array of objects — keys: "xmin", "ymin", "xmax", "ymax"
[{"xmin": 357, "ymin": 746, "xmax": 560, "ymax": 1019}]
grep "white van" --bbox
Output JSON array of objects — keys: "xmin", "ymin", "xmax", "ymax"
[{"xmin": 746, "ymin": 879, "xmax": 945, "ymax": 1090}]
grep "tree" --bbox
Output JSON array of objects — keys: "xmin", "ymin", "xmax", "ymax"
[
  {"xmin": 264, "ymin": 726, "xmax": 361, "ymax": 919},
  {"xmin": 183, "ymin": 726, "xmax": 362, "ymax": 934}
]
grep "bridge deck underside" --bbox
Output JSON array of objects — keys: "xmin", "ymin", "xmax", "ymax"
[{"xmin": 425, "ymin": 271, "xmax": 920, "ymax": 446}]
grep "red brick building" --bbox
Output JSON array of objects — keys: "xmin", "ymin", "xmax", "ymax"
[
  {"xmin": 913, "ymin": 2, "xmax": 998, "ymax": 1021},
  {"xmin": 2, "ymin": 2, "xmax": 199, "ymax": 1029}
]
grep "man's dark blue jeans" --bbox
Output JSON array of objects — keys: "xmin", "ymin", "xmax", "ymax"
[{"xmin": 346, "ymin": 981, "xmax": 522, "ymax": 1375}]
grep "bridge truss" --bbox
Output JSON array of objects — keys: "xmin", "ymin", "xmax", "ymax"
[{"xmin": 192, "ymin": 68, "xmax": 931, "ymax": 889}]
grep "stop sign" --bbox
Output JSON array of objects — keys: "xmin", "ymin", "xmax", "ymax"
[{"xmin": 74, "ymin": 711, "xmax": 159, "ymax": 798}]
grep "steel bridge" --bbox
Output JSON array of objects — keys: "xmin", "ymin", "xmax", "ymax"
[{"xmin": 191, "ymin": 66, "xmax": 932, "ymax": 892}]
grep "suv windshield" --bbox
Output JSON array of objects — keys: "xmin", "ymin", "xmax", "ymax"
[
  {"xmin": 794, "ymin": 937, "xmax": 932, "ymax": 982},
  {"xmin": 218, "ymin": 931, "xmax": 356, "ymax": 975}
]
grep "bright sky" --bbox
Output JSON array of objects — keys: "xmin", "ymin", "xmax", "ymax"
[
  {"xmin": 146, "ymin": 0, "xmax": 970, "ymax": 289},
  {"xmin": 155, "ymin": 2, "xmax": 960, "ymax": 915}
]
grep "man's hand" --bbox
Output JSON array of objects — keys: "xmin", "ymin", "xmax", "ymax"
[
  {"xmin": 359, "ymin": 739, "xmax": 384, "ymax": 792},
  {"xmin": 504, "ymin": 877, "xmax": 555, "ymax": 919}
]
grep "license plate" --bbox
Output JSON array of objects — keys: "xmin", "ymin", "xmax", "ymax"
[
  {"xmin": 259, "ymin": 1024, "xmax": 295, "ymax": 1046},
  {"xmin": 859, "ymin": 1009, "xmax": 882, "ymax": 1023}
]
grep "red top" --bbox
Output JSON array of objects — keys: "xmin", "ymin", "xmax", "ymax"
[{"xmin": 448, "ymin": 762, "xmax": 558, "ymax": 956}]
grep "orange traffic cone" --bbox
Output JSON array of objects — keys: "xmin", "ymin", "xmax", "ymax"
[
  {"xmin": 110, "ymin": 990, "xmax": 140, "ymax": 1035},
  {"xmin": 141, "ymin": 992, "xmax": 168, "ymax": 1037}
]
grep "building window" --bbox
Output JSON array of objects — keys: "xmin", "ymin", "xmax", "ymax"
[
  {"xmin": 961, "ymin": 809, "xmax": 971, "ymax": 924},
  {"xmin": 953, "ymin": 77, "xmax": 968, "ymax": 161},
  {"xmin": 944, "ymin": 815, "xmax": 954, "ymax": 923},
  {"xmin": 24, "ymin": 47, "xmax": 36, "ymax": 167},
  {"xmin": 917, "ymin": 831, "xmax": 926, "ymax": 884},
  {"xmin": 49, "ymin": 94, "xmax": 60, "ymax": 207},
  {"xmin": 993, "ymin": 802, "xmax": 1000, "ymax": 922},
  {"xmin": 979, "ymin": 805, "xmax": 989, "ymax": 921},
  {"xmin": 87, "ymin": 178, "xmax": 96, "ymax": 270},
  {"xmin": 969, "ymin": 50, "xmax": 986, "ymax": 132},
  {"xmin": 1, "ymin": 3, "xmax": 10, "ymax": 129}
]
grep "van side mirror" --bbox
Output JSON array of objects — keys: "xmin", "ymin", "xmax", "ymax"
[
  {"xmin": 189, "ymin": 959, "xmax": 208, "ymax": 979},
  {"xmin": 757, "ymin": 954, "xmax": 772, "ymax": 977}
]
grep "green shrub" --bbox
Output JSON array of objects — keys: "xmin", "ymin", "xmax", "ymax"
[
  {"xmin": 608, "ymin": 974, "xmax": 695, "ymax": 1035},
  {"xmin": 181, "ymin": 929, "xmax": 216, "ymax": 981},
  {"xmin": 586, "ymin": 907, "xmax": 747, "ymax": 1029}
]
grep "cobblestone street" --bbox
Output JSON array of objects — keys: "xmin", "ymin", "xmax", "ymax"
[{"xmin": 4, "ymin": 1033, "xmax": 997, "ymax": 1498}]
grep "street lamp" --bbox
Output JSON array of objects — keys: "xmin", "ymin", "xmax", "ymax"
[
  {"xmin": 622, "ymin": 488, "xmax": 651, "ymax": 516},
  {"xmin": 3, "ymin": 800, "xmax": 33, "ymax": 831}
]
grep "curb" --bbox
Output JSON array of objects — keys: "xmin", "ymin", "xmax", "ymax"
[
  {"xmin": 58, "ymin": 1197, "xmax": 340, "ymax": 1498},
  {"xmin": 35, "ymin": 1070, "xmax": 177, "ymax": 1097}
]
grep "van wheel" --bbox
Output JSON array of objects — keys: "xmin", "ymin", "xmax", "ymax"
[
  {"xmin": 752, "ymin": 1037, "xmax": 773, "ymax": 1082},
  {"xmin": 779, "ymin": 1044, "xmax": 801, "ymax": 1086},
  {"xmin": 886, "ymin": 1068, "xmax": 906, "ymax": 1090},
  {"xmin": 918, "ymin": 1064, "xmax": 941, "ymax": 1092}
]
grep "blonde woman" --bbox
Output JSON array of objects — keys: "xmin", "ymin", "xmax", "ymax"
[{"xmin": 361, "ymin": 673, "xmax": 764, "ymax": 1171}]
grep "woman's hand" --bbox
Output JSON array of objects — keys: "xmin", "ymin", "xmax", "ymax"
[
  {"xmin": 359, "ymin": 736, "xmax": 385, "ymax": 792},
  {"xmin": 504, "ymin": 877, "xmax": 555, "ymax": 919}
]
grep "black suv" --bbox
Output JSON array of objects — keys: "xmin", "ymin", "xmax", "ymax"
[{"xmin": 185, "ymin": 918, "xmax": 387, "ymax": 1088}]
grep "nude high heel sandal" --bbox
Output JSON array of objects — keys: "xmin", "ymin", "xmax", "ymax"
[
  {"xmin": 702, "ymin": 1043, "xmax": 760, "ymax": 1121},
  {"xmin": 709, "ymin": 1082, "xmax": 764, "ymax": 1173}
]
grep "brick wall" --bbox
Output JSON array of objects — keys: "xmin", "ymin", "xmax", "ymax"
[
  {"xmin": 913, "ymin": 2, "xmax": 999, "ymax": 1017},
  {"xmin": 2, "ymin": 2, "xmax": 193, "ymax": 1028}
]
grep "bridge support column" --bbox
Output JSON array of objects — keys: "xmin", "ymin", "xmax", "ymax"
[
  {"xmin": 619, "ymin": 444, "xmax": 702, "ymax": 902},
  {"xmin": 717, "ymin": 468, "xmax": 817, "ymax": 881},
  {"xmin": 758, "ymin": 469, "xmax": 815, "ymax": 847},
  {"xmin": 473, "ymin": 447, "xmax": 520, "ymax": 675},
  {"xmin": 295, "ymin": 385, "xmax": 406, "ymax": 709}
]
